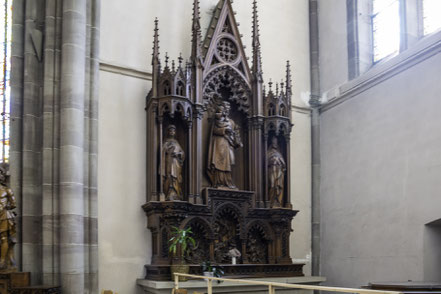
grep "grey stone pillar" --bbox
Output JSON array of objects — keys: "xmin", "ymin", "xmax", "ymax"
[
  {"xmin": 309, "ymin": 0, "xmax": 321, "ymax": 278},
  {"xmin": 10, "ymin": 0, "xmax": 100, "ymax": 292}
]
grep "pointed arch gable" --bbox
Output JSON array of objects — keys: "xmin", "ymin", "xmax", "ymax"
[{"xmin": 202, "ymin": 0, "xmax": 252, "ymax": 83}]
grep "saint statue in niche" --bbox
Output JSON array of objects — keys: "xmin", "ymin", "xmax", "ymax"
[
  {"xmin": 207, "ymin": 101, "xmax": 243, "ymax": 189},
  {"xmin": 161, "ymin": 125, "xmax": 185, "ymax": 200},
  {"xmin": 267, "ymin": 137, "xmax": 286, "ymax": 208},
  {"xmin": 0, "ymin": 165, "xmax": 17, "ymax": 271}
]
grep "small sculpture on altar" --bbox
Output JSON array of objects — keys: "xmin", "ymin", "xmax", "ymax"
[
  {"xmin": 227, "ymin": 247, "xmax": 241, "ymax": 265},
  {"xmin": 208, "ymin": 101, "xmax": 243, "ymax": 189},
  {"xmin": 161, "ymin": 125, "xmax": 185, "ymax": 201},
  {"xmin": 0, "ymin": 165, "xmax": 17, "ymax": 271},
  {"xmin": 267, "ymin": 137, "xmax": 286, "ymax": 208}
]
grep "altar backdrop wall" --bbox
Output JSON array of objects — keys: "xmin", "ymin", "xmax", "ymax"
[
  {"xmin": 318, "ymin": 0, "xmax": 441, "ymax": 287},
  {"xmin": 97, "ymin": 0, "xmax": 312, "ymax": 293}
]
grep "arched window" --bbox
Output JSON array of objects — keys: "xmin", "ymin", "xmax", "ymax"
[
  {"xmin": 1, "ymin": 0, "xmax": 12, "ymax": 163},
  {"xmin": 268, "ymin": 104, "xmax": 275, "ymax": 116},
  {"xmin": 176, "ymin": 81, "xmax": 185, "ymax": 96},
  {"xmin": 163, "ymin": 80, "xmax": 171, "ymax": 96},
  {"xmin": 280, "ymin": 104, "xmax": 286, "ymax": 117}
]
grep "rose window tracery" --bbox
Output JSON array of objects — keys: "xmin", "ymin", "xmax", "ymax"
[{"xmin": 217, "ymin": 38, "xmax": 238, "ymax": 62}]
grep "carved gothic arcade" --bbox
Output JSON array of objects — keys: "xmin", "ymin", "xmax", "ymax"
[{"xmin": 143, "ymin": 0, "xmax": 304, "ymax": 280}]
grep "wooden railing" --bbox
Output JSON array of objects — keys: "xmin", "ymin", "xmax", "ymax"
[{"xmin": 173, "ymin": 273, "xmax": 404, "ymax": 294}]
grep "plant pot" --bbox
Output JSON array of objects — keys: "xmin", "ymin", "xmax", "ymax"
[
  {"xmin": 203, "ymin": 271, "xmax": 214, "ymax": 281},
  {"xmin": 170, "ymin": 264, "xmax": 190, "ymax": 281}
]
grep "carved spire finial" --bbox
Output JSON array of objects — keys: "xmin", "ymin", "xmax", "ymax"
[
  {"xmin": 286, "ymin": 60, "xmax": 292, "ymax": 104},
  {"xmin": 276, "ymin": 82, "xmax": 279, "ymax": 96},
  {"xmin": 172, "ymin": 60, "xmax": 176, "ymax": 72},
  {"xmin": 252, "ymin": 0, "xmax": 262, "ymax": 79},
  {"xmin": 178, "ymin": 53, "xmax": 183, "ymax": 68},
  {"xmin": 152, "ymin": 18, "xmax": 160, "ymax": 66},
  {"xmin": 165, "ymin": 52, "xmax": 169, "ymax": 68},
  {"xmin": 268, "ymin": 79, "xmax": 273, "ymax": 93},
  {"xmin": 191, "ymin": 0, "xmax": 202, "ymax": 61}
]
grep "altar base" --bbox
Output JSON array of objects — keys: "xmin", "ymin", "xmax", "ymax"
[{"xmin": 137, "ymin": 276, "xmax": 326, "ymax": 294}]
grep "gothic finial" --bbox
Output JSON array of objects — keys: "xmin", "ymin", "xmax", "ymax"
[
  {"xmin": 286, "ymin": 60, "xmax": 292, "ymax": 102},
  {"xmin": 269, "ymin": 79, "xmax": 273, "ymax": 93},
  {"xmin": 252, "ymin": 0, "xmax": 262, "ymax": 79},
  {"xmin": 191, "ymin": 0, "xmax": 202, "ymax": 61},
  {"xmin": 165, "ymin": 52, "xmax": 169, "ymax": 68},
  {"xmin": 178, "ymin": 53, "xmax": 183, "ymax": 68},
  {"xmin": 172, "ymin": 60, "xmax": 176, "ymax": 72},
  {"xmin": 152, "ymin": 18, "xmax": 160, "ymax": 66},
  {"xmin": 276, "ymin": 82, "xmax": 279, "ymax": 96},
  {"xmin": 280, "ymin": 80, "xmax": 285, "ymax": 94}
]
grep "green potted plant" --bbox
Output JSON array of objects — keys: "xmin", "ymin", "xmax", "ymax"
[
  {"xmin": 169, "ymin": 226, "xmax": 195, "ymax": 281},
  {"xmin": 201, "ymin": 261, "xmax": 224, "ymax": 283}
]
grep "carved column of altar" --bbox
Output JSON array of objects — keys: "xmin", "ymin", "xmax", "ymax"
[
  {"xmin": 263, "ymin": 133, "xmax": 269, "ymax": 207},
  {"xmin": 285, "ymin": 135, "xmax": 292, "ymax": 208},
  {"xmin": 249, "ymin": 117, "xmax": 264, "ymax": 208},
  {"xmin": 191, "ymin": 107, "xmax": 203, "ymax": 204},
  {"xmin": 158, "ymin": 116, "xmax": 165, "ymax": 201},
  {"xmin": 146, "ymin": 100, "xmax": 159, "ymax": 201},
  {"xmin": 187, "ymin": 121, "xmax": 193, "ymax": 202}
]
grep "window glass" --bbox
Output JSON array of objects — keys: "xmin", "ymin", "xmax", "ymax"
[
  {"xmin": 423, "ymin": 0, "xmax": 441, "ymax": 35},
  {"xmin": 0, "ymin": 0, "xmax": 12, "ymax": 163},
  {"xmin": 372, "ymin": 0, "xmax": 401, "ymax": 62}
]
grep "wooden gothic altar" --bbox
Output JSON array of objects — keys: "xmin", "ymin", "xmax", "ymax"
[{"xmin": 143, "ymin": 0, "xmax": 304, "ymax": 280}]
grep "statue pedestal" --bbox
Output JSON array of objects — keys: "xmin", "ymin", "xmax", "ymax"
[{"xmin": 137, "ymin": 276, "xmax": 326, "ymax": 294}]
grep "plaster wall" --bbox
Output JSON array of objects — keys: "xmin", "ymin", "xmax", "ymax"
[
  {"xmin": 320, "ymin": 50, "xmax": 441, "ymax": 287},
  {"xmin": 98, "ymin": 0, "xmax": 312, "ymax": 293}
]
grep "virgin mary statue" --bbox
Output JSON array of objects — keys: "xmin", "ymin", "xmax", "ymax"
[{"xmin": 207, "ymin": 101, "xmax": 242, "ymax": 189}]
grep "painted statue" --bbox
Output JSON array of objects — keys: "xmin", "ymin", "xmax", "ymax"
[
  {"xmin": 267, "ymin": 137, "xmax": 286, "ymax": 208},
  {"xmin": 0, "ymin": 165, "xmax": 16, "ymax": 271},
  {"xmin": 161, "ymin": 125, "xmax": 185, "ymax": 200},
  {"xmin": 208, "ymin": 101, "xmax": 243, "ymax": 189}
]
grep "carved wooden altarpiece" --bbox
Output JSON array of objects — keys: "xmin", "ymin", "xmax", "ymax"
[{"xmin": 143, "ymin": 0, "xmax": 304, "ymax": 280}]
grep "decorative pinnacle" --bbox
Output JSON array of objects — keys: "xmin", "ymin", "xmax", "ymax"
[
  {"xmin": 280, "ymin": 81, "xmax": 285, "ymax": 93},
  {"xmin": 172, "ymin": 60, "xmax": 176, "ymax": 72},
  {"xmin": 152, "ymin": 18, "xmax": 160, "ymax": 66},
  {"xmin": 286, "ymin": 60, "xmax": 292, "ymax": 100},
  {"xmin": 178, "ymin": 53, "xmax": 183, "ymax": 68},
  {"xmin": 252, "ymin": 0, "xmax": 262, "ymax": 77},
  {"xmin": 191, "ymin": 0, "xmax": 202, "ymax": 59},
  {"xmin": 165, "ymin": 52, "xmax": 170, "ymax": 68},
  {"xmin": 268, "ymin": 79, "xmax": 273, "ymax": 92},
  {"xmin": 276, "ymin": 82, "xmax": 279, "ymax": 96}
]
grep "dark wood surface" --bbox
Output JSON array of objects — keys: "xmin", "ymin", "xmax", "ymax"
[{"xmin": 144, "ymin": 0, "xmax": 299, "ymax": 281}]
